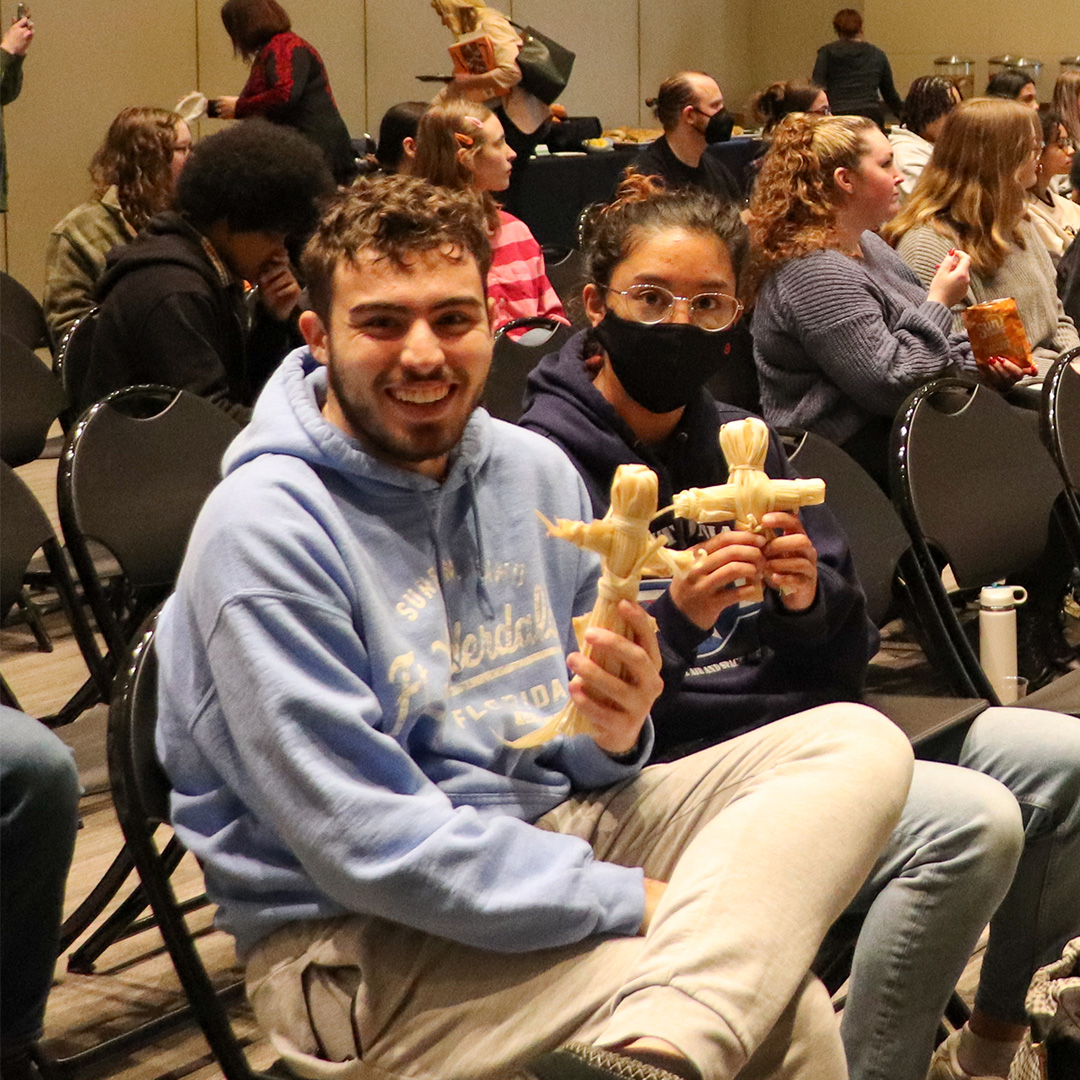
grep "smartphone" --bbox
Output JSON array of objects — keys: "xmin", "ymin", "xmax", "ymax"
[{"xmin": 16, "ymin": 4, "xmax": 27, "ymax": 19}]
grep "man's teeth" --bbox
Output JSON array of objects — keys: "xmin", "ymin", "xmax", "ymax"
[{"xmin": 392, "ymin": 385, "xmax": 450, "ymax": 404}]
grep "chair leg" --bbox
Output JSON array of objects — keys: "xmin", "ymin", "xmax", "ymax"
[
  {"xmin": 66, "ymin": 836, "xmax": 187, "ymax": 972},
  {"xmin": 17, "ymin": 587, "xmax": 53, "ymax": 652},
  {"xmin": 57, "ymin": 847, "xmax": 135, "ymax": 953}
]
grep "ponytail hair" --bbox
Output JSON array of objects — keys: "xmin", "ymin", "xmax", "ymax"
[
  {"xmin": 751, "ymin": 80, "xmax": 824, "ymax": 135},
  {"xmin": 409, "ymin": 101, "xmax": 501, "ymax": 232},
  {"xmin": 748, "ymin": 113, "xmax": 875, "ymax": 282},
  {"xmin": 583, "ymin": 170, "xmax": 748, "ymax": 296}
]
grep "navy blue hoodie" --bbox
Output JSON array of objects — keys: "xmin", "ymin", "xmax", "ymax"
[{"xmin": 519, "ymin": 331, "xmax": 878, "ymax": 756}]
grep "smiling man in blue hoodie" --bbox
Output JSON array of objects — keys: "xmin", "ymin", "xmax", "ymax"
[{"xmin": 155, "ymin": 174, "xmax": 913, "ymax": 1080}]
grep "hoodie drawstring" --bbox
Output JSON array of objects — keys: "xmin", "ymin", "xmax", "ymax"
[{"xmin": 466, "ymin": 466, "xmax": 496, "ymax": 620}]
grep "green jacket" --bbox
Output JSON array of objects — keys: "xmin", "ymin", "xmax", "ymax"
[{"xmin": 44, "ymin": 187, "xmax": 135, "ymax": 348}]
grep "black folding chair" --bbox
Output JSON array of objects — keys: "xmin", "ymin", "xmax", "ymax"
[
  {"xmin": 58, "ymin": 384, "xmax": 242, "ymax": 666},
  {"xmin": 542, "ymin": 248, "xmax": 588, "ymax": 327},
  {"xmin": 891, "ymin": 378, "xmax": 1080, "ymax": 714},
  {"xmin": 56, "ymin": 385, "xmax": 242, "ymax": 973},
  {"xmin": 0, "ymin": 462, "xmax": 107, "ymax": 714},
  {"xmin": 103, "ymin": 611, "xmax": 278, "ymax": 1080},
  {"xmin": 783, "ymin": 428, "xmax": 988, "ymax": 762},
  {"xmin": 0, "ymin": 334, "xmax": 67, "ymax": 468},
  {"xmin": 1040, "ymin": 348, "xmax": 1080, "ymax": 561},
  {"xmin": 485, "ymin": 317, "xmax": 572, "ymax": 423},
  {"xmin": 53, "ymin": 308, "xmax": 97, "ymax": 433},
  {"xmin": 0, "ymin": 268, "xmax": 49, "ymax": 351}
]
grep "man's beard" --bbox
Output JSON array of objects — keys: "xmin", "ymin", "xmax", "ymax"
[{"xmin": 326, "ymin": 354, "xmax": 486, "ymax": 469}]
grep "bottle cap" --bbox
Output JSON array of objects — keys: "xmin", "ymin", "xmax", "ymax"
[{"xmin": 979, "ymin": 585, "xmax": 1028, "ymax": 609}]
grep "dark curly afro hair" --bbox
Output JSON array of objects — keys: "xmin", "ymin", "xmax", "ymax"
[{"xmin": 177, "ymin": 118, "xmax": 335, "ymax": 238}]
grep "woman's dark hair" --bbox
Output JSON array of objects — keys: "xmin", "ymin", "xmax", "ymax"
[
  {"xmin": 752, "ymin": 80, "xmax": 824, "ymax": 135},
  {"xmin": 220, "ymin": 0, "xmax": 291, "ymax": 61},
  {"xmin": 582, "ymin": 172, "xmax": 749, "ymax": 296},
  {"xmin": 645, "ymin": 72, "xmax": 712, "ymax": 132},
  {"xmin": 1038, "ymin": 108, "xmax": 1067, "ymax": 147},
  {"xmin": 986, "ymin": 69, "xmax": 1035, "ymax": 101},
  {"xmin": 902, "ymin": 76, "xmax": 960, "ymax": 137},
  {"xmin": 177, "ymin": 118, "xmax": 333, "ymax": 237},
  {"xmin": 90, "ymin": 107, "xmax": 184, "ymax": 231},
  {"xmin": 376, "ymin": 101, "xmax": 428, "ymax": 172},
  {"xmin": 832, "ymin": 8, "xmax": 862, "ymax": 37}
]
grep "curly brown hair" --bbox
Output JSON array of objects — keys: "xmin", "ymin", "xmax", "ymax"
[
  {"xmin": 880, "ymin": 97, "xmax": 1039, "ymax": 276},
  {"xmin": 747, "ymin": 112, "xmax": 875, "ymax": 288},
  {"xmin": 89, "ymin": 107, "xmax": 185, "ymax": 232},
  {"xmin": 301, "ymin": 174, "xmax": 493, "ymax": 324}
]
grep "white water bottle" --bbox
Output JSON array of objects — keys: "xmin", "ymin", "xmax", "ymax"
[{"xmin": 979, "ymin": 585, "xmax": 1028, "ymax": 703}]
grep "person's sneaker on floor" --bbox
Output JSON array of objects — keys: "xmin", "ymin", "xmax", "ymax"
[{"xmin": 927, "ymin": 1029, "xmax": 1019, "ymax": 1080}]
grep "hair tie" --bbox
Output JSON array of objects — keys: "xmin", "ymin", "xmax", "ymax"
[{"xmin": 454, "ymin": 132, "xmax": 474, "ymax": 147}]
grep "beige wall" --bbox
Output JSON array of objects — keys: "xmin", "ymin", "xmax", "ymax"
[{"xmin": 2, "ymin": 0, "xmax": 1075, "ymax": 295}]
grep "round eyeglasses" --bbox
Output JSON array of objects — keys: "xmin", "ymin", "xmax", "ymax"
[{"xmin": 605, "ymin": 284, "xmax": 743, "ymax": 332}]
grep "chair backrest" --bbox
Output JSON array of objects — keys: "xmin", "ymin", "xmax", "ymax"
[
  {"xmin": 892, "ymin": 378, "xmax": 1065, "ymax": 591},
  {"xmin": 54, "ymin": 308, "xmax": 98, "ymax": 429},
  {"xmin": 543, "ymin": 248, "xmax": 587, "ymax": 325},
  {"xmin": 108, "ymin": 612, "xmax": 170, "ymax": 826},
  {"xmin": 106, "ymin": 611, "xmax": 263, "ymax": 1080},
  {"xmin": 1042, "ymin": 348, "xmax": 1080, "ymax": 496},
  {"xmin": 58, "ymin": 385, "xmax": 242, "ymax": 656},
  {"xmin": 485, "ymin": 318, "xmax": 572, "ymax": 422},
  {"xmin": 0, "ymin": 270, "xmax": 49, "ymax": 351},
  {"xmin": 0, "ymin": 333, "xmax": 67, "ymax": 466},
  {"xmin": 783, "ymin": 428, "xmax": 911, "ymax": 628}
]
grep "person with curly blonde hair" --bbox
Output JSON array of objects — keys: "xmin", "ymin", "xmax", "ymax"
[
  {"xmin": 748, "ymin": 112, "xmax": 1009, "ymax": 488},
  {"xmin": 410, "ymin": 99, "xmax": 566, "ymax": 332},
  {"xmin": 43, "ymin": 106, "xmax": 190, "ymax": 348},
  {"xmin": 884, "ymin": 97, "xmax": 1078, "ymax": 373}
]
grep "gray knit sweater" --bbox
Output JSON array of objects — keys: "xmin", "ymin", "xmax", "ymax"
[
  {"xmin": 752, "ymin": 230, "xmax": 975, "ymax": 446},
  {"xmin": 895, "ymin": 219, "xmax": 1079, "ymax": 375}
]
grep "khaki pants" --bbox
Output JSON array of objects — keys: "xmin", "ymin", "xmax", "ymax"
[{"xmin": 246, "ymin": 704, "xmax": 913, "ymax": 1080}]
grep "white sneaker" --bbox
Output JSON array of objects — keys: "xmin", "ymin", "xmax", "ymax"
[{"xmin": 926, "ymin": 1031, "xmax": 1000, "ymax": 1080}]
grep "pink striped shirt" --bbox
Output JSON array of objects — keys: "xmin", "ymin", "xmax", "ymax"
[{"xmin": 488, "ymin": 211, "xmax": 569, "ymax": 332}]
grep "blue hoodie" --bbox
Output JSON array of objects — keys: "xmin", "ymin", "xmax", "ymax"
[{"xmin": 156, "ymin": 347, "xmax": 650, "ymax": 957}]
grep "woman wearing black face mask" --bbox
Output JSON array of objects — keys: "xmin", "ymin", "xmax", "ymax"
[{"xmin": 518, "ymin": 173, "xmax": 873, "ymax": 755}]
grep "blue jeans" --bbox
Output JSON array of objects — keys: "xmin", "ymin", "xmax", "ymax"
[
  {"xmin": 841, "ymin": 706, "xmax": 1080, "ymax": 1080},
  {"xmin": 0, "ymin": 706, "xmax": 79, "ymax": 1051}
]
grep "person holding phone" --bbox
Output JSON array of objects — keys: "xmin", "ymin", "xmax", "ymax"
[{"xmin": 1, "ymin": 3, "xmax": 33, "ymax": 212}]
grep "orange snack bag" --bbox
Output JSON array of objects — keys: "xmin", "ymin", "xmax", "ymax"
[{"xmin": 961, "ymin": 298, "xmax": 1038, "ymax": 375}]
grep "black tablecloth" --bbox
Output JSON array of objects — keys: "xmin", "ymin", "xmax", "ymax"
[{"xmin": 506, "ymin": 147, "xmax": 639, "ymax": 251}]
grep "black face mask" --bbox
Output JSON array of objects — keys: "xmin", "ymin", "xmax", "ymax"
[
  {"xmin": 705, "ymin": 110, "xmax": 735, "ymax": 144},
  {"xmin": 593, "ymin": 310, "xmax": 737, "ymax": 414}
]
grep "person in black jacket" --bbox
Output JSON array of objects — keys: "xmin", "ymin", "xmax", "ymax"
[
  {"xmin": 85, "ymin": 119, "xmax": 333, "ymax": 421},
  {"xmin": 519, "ymin": 175, "xmax": 872, "ymax": 751},
  {"xmin": 519, "ymin": 173, "xmax": 1080, "ymax": 1080}
]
